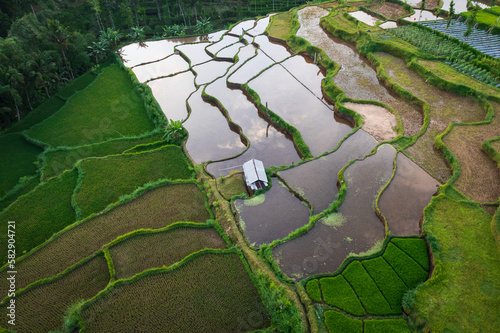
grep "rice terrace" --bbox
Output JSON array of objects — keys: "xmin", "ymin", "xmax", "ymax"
[{"xmin": 1, "ymin": 0, "xmax": 500, "ymax": 331}]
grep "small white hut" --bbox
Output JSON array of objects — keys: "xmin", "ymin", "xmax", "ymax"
[{"xmin": 242, "ymin": 159, "xmax": 268, "ymax": 191}]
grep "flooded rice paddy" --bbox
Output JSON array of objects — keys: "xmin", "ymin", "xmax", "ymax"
[
  {"xmin": 120, "ymin": 9, "xmax": 441, "ymax": 281},
  {"xmin": 273, "ymin": 144, "xmax": 396, "ymax": 280},
  {"xmin": 296, "ymin": 6, "xmax": 423, "ymax": 136},
  {"xmin": 349, "ymin": 11, "xmax": 380, "ymax": 26},
  {"xmin": 234, "ymin": 178, "xmax": 310, "ymax": 247}
]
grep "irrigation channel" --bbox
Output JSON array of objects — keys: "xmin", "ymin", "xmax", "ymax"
[{"xmin": 120, "ymin": 10, "xmax": 439, "ymax": 281}]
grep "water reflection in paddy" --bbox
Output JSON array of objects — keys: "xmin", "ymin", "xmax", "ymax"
[
  {"xmin": 273, "ymin": 144, "xmax": 396, "ymax": 280},
  {"xmin": 206, "ymin": 35, "xmax": 240, "ymax": 56},
  {"xmin": 405, "ymin": 10, "xmax": 443, "ymax": 22},
  {"xmin": 234, "ymin": 177, "xmax": 310, "ymax": 247},
  {"xmin": 228, "ymin": 49, "xmax": 273, "ymax": 84},
  {"xmin": 184, "ymin": 89, "xmax": 246, "ymax": 164},
  {"xmin": 296, "ymin": 6, "xmax": 423, "ymax": 136},
  {"xmin": 229, "ymin": 19, "xmax": 257, "ymax": 35},
  {"xmin": 248, "ymin": 61, "xmax": 352, "ymax": 156},
  {"xmin": 193, "ymin": 60, "xmax": 233, "ymax": 85},
  {"xmin": 205, "ymin": 75, "xmax": 300, "ymax": 177},
  {"xmin": 120, "ymin": 39, "xmax": 185, "ymax": 67},
  {"xmin": 278, "ymin": 130, "xmax": 377, "ymax": 215},
  {"xmin": 247, "ymin": 15, "xmax": 272, "ymax": 36},
  {"xmin": 279, "ymin": 55, "xmax": 326, "ymax": 99},
  {"xmin": 147, "ymin": 71, "xmax": 196, "ymax": 121},
  {"xmin": 254, "ymin": 35, "xmax": 292, "ymax": 62},
  {"xmin": 217, "ymin": 42, "xmax": 245, "ymax": 59},
  {"xmin": 132, "ymin": 55, "xmax": 189, "ymax": 83},
  {"xmin": 176, "ymin": 42, "xmax": 212, "ymax": 65},
  {"xmin": 349, "ymin": 11, "xmax": 380, "ymax": 26},
  {"xmin": 379, "ymin": 153, "xmax": 439, "ymax": 236}
]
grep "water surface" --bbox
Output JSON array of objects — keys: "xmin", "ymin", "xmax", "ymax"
[
  {"xmin": 278, "ymin": 129, "xmax": 377, "ymax": 214},
  {"xmin": 184, "ymin": 89, "xmax": 246, "ymax": 163},
  {"xmin": 273, "ymin": 144, "xmax": 396, "ymax": 280},
  {"xmin": 248, "ymin": 62, "xmax": 352, "ymax": 156},
  {"xmin": 147, "ymin": 71, "xmax": 196, "ymax": 121},
  {"xmin": 379, "ymin": 153, "xmax": 439, "ymax": 236},
  {"xmin": 132, "ymin": 55, "xmax": 189, "ymax": 82},
  {"xmin": 176, "ymin": 42, "xmax": 213, "ymax": 65},
  {"xmin": 205, "ymin": 75, "xmax": 300, "ymax": 177},
  {"xmin": 234, "ymin": 177, "xmax": 310, "ymax": 247}
]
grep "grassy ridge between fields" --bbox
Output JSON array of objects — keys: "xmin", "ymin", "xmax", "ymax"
[
  {"xmin": 0, "ymin": 223, "xmax": 232, "ymax": 331},
  {"xmin": 109, "ymin": 226, "xmax": 228, "ymax": 280}
]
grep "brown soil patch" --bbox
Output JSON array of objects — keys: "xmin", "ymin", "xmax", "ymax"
[
  {"xmin": 375, "ymin": 52, "xmax": 487, "ymax": 183},
  {"xmin": 492, "ymin": 140, "xmax": 500, "ymax": 153},
  {"xmin": 344, "ymin": 102, "xmax": 398, "ymax": 141},
  {"xmin": 443, "ymin": 101, "xmax": 500, "ymax": 203},
  {"xmin": 419, "ymin": 0, "xmax": 440, "ymax": 9},
  {"xmin": 346, "ymin": 1, "xmax": 371, "ymax": 8},
  {"xmin": 368, "ymin": 2, "xmax": 411, "ymax": 20}
]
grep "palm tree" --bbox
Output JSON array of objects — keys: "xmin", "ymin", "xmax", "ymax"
[
  {"xmin": 100, "ymin": 28, "xmax": 123, "ymax": 50},
  {"xmin": 88, "ymin": 40, "xmax": 109, "ymax": 64},
  {"xmin": 195, "ymin": 17, "xmax": 212, "ymax": 35},
  {"xmin": 4, "ymin": 67, "xmax": 23, "ymax": 122},
  {"xmin": 129, "ymin": 26, "xmax": 145, "ymax": 41},
  {"xmin": 44, "ymin": 19, "xmax": 76, "ymax": 80}
]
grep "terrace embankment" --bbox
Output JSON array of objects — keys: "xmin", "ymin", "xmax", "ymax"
[
  {"xmin": 375, "ymin": 52, "xmax": 487, "ymax": 183},
  {"xmin": 297, "ymin": 6, "xmax": 423, "ymax": 136}
]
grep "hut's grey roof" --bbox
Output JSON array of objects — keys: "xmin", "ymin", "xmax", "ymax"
[{"xmin": 243, "ymin": 159, "xmax": 267, "ymax": 186}]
